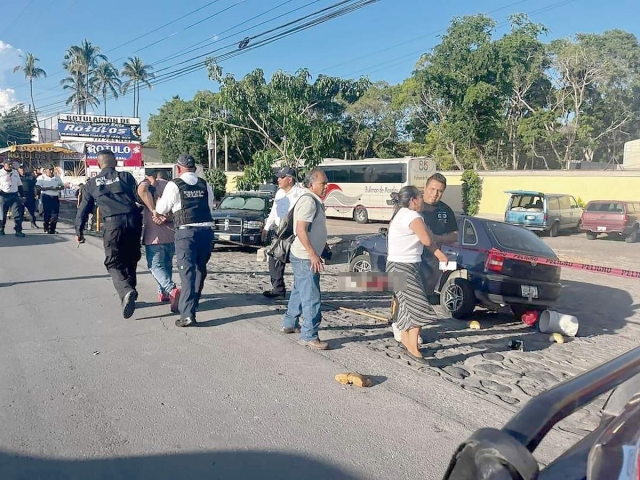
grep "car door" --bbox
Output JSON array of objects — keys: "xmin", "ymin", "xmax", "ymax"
[
  {"xmin": 558, "ymin": 195, "xmax": 572, "ymax": 230},
  {"xmin": 568, "ymin": 196, "xmax": 582, "ymax": 228}
]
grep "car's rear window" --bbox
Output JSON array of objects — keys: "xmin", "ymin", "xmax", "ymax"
[
  {"xmin": 509, "ymin": 194, "xmax": 543, "ymax": 210},
  {"xmin": 486, "ymin": 222, "xmax": 556, "ymax": 257},
  {"xmin": 586, "ymin": 202, "xmax": 625, "ymax": 213}
]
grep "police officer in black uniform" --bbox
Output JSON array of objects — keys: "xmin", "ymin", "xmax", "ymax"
[
  {"xmin": 155, "ymin": 154, "xmax": 215, "ymax": 327},
  {"xmin": 75, "ymin": 150, "xmax": 143, "ymax": 319},
  {"xmin": 17, "ymin": 165, "xmax": 39, "ymax": 229}
]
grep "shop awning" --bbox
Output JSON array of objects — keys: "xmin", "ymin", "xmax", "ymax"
[{"xmin": 6, "ymin": 143, "xmax": 79, "ymax": 154}]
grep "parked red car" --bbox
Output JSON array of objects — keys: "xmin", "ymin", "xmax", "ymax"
[{"xmin": 581, "ymin": 200, "xmax": 640, "ymax": 243}]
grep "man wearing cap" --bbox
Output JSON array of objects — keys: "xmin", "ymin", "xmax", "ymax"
[
  {"xmin": 0, "ymin": 160, "xmax": 26, "ymax": 237},
  {"xmin": 137, "ymin": 171, "xmax": 179, "ymax": 311},
  {"xmin": 17, "ymin": 165, "xmax": 39, "ymax": 229},
  {"xmin": 262, "ymin": 166, "xmax": 305, "ymax": 299},
  {"xmin": 36, "ymin": 166, "xmax": 64, "ymax": 234},
  {"xmin": 75, "ymin": 150, "xmax": 143, "ymax": 319},
  {"xmin": 155, "ymin": 154, "xmax": 215, "ymax": 327}
]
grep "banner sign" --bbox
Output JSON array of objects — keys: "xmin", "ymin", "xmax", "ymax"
[
  {"xmin": 58, "ymin": 122, "xmax": 142, "ymax": 141},
  {"xmin": 59, "ymin": 114, "xmax": 140, "ymax": 125},
  {"xmin": 85, "ymin": 142, "xmax": 142, "ymax": 167}
]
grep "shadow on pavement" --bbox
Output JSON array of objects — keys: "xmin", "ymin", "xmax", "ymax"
[
  {"xmin": 0, "ymin": 231, "xmax": 66, "ymax": 248},
  {"xmin": 0, "ymin": 449, "xmax": 360, "ymax": 480}
]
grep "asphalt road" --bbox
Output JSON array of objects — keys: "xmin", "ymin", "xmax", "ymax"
[
  {"xmin": 1, "ymin": 218, "xmax": 625, "ymax": 480},
  {"xmin": 0, "ymin": 222, "xmax": 533, "ymax": 480}
]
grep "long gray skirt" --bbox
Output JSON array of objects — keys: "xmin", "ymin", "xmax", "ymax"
[{"xmin": 387, "ymin": 261, "xmax": 437, "ymax": 331}]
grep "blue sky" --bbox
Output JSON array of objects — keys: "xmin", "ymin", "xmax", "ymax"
[{"xmin": 1, "ymin": 0, "xmax": 638, "ymax": 140}]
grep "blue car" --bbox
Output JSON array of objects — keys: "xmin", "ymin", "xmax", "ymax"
[{"xmin": 347, "ymin": 216, "xmax": 562, "ymax": 319}]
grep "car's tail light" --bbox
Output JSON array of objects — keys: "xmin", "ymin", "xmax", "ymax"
[
  {"xmin": 623, "ymin": 214, "xmax": 629, "ymax": 225},
  {"xmin": 544, "ymin": 212, "xmax": 548, "ymax": 222},
  {"xmin": 485, "ymin": 249, "xmax": 505, "ymax": 273}
]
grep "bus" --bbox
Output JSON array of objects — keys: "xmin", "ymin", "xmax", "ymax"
[{"xmin": 318, "ymin": 157, "xmax": 446, "ymax": 223}]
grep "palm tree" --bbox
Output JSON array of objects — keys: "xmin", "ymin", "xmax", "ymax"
[
  {"xmin": 13, "ymin": 53, "xmax": 47, "ymax": 142},
  {"xmin": 61, "ymin": 74, "xmax": 99, "ymax": 113},
  {"xmin": 62, "ymin": 40, "xmax": 107, "ymax": 114},
  {"xmin": 93, "ymin": 62, "xmax": 122, "ymax": 116},
  {"xmin": 121, "ymin": 57, "xmax": 155, "ymax": 117}
]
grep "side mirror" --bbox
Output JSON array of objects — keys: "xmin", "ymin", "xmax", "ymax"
[{"xmin": 379, "ymin": 227, "xmax": 388, "ymax": 235}]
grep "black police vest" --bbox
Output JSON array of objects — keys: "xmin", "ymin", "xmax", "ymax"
[
  {"xmin": 92, "ymin": 172, "xmax": 138, "ymax": 217},
  {"xmin": 173, "ymin": 178, "xmax": 212, "ymax": 227}
]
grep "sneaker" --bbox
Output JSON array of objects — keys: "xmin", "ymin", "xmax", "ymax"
[
  {"xmin": 175, "ymin": 317, "xmax": 196, "ymax": 327},
  {"xmin": 15, "ymin": 231, "xmax": 25, "ymax": 238},
  {"xmin": 281, "ymin": 327, "xmax": 301, "ymax": 334},
  {"xmin": 263, "ymin": 290, "xmax": 286, "ymax": 299},
  {"xmin": 169, "ymin": 287, "xmax": 180, "ymax": 313},
  {"xmin": 298, "ymin": 339, "xmax": 330, "ymax": 350},
  {"xmin": 391, "ymin": 323, "xmax": 402, "ymax": 342},
  {"xmin": 122, "ymin": 290, "xmax": 137, "ymax": 319},
  {"xmin": 158, "ymin": 292, "xmax": 170, "ymax": 303}
]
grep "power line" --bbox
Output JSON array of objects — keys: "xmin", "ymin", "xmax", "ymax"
[
  {"xmin": 36, "ymin": 0, "xmax": 380, "ymax": 116},
  {"xmin": 337, "ymin": 0, "xmax": 576, "ymax": 79}
]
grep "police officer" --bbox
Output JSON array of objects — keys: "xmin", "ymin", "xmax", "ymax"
[
  {"xmin": 75, "ymin": 150, "xmax": 143, "ymax": 319},
  {"xmin": 0, "ymin": 160, "xmax": 26, "ymax": 237},
  {"xmin": 17, "ymin": 165, "xmax": 39, "ymax": 229},
  {"xmin": 155, "ymin": 154, "xmax": 215, "ymax": 327}
]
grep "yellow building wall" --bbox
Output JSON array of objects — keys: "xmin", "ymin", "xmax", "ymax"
[{"xmin": 439, "ymin": 170, "xmax": 640, "ymax": 216}]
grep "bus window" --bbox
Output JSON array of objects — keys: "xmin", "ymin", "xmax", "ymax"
[{"xmin": 348, "ymin": 165, "xmax": 366, "ymax": 183}]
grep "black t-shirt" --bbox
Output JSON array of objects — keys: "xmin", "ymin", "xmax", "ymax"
[{"xmin": 421, "ymin": 201, "xmax": 458, "ymax": 236}]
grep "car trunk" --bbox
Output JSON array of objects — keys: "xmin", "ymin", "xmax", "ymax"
[
  {"xmin": 485, "ymin": 221, "xmax": 561, "ymax": 283},
  {"xmin": 582, "ymin": 203, "xmax": 627, "ymax": 232},
  {"xmin": 504, "ymin": 191, "xmax": 545, "ymax": 225}
]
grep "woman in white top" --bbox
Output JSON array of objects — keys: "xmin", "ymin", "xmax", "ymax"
[{"xmin": 387, "ymin": 186, "xmax": 448, "ymax": 364}]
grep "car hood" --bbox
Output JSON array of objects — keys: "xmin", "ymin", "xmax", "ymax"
[{"xmin": 211, "ymin": 209, "xmax": 265, "ymax": 220}]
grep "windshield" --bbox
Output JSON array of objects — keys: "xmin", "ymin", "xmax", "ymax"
[
  {"xmin": 487, "ymin": 222, "xmax": 557, "ymax": 257},
  {"xmin": 218, "ymin": 196, "xmax": 267, "ymax": 211},
  {"xmin": 586, "ymin": 202, "xmax": 625, "ymax": 213}
]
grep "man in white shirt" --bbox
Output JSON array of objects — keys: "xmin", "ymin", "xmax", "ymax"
[
  {"xmin": 36, "ymin": 166, "xmax": 64, "ymax": 234},
  {"xmin": 281, "ymin": 169, "xmax": 330, "ymax": 350},
  {"xmin": 155, "ymin": 154, "xmax": 215, "ymax": 327},
  {"xmin": 0, "ymin": 160, "xmax": 26, "ymax": 237},
  {"xmin": 262, "ymin": 166, "xmax": 305, "ymax": 299}
]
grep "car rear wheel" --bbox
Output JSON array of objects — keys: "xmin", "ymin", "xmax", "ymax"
[
  {"xmin": 625, "ymin": 225, "xmax": 639, "ymax": 244},
  {"xmin": 440, "ymin": 277, "xmax": 476, "ymax": 319},
  {"xmin": 354, "ymin": 206, "xmax": 369, "ymax": 224},
  {"xmin": 349, "ymin": 253, "xmax": 372, "ymax": 272},
  {"xmin": 586, "ymin": 232, "xmax": 598, "ymax": 240},
  {"xmin": 549, "ymin": 222, "xmax": 560, "ymax": 237}
]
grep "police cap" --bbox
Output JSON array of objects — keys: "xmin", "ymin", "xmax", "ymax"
[{"xmin": 177, "ymin": 154, "xmax": 196, "ymax": 168}]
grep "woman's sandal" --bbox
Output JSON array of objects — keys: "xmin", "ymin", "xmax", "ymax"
[{"xmin": 400, "ymin": 344, "xmax": 429, "ymax": 365}]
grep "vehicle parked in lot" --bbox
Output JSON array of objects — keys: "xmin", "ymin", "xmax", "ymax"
[
  {"xmin": 504, "ymin": 190, "xmax": 582, "ymax": 237},
  {"xmin": 581, "ymin": 200, "xmax": 640, "ymax": 243},
  {"xmin": 347, "ymin": 216, "xmax": 562, "ymax": 319},
  {"xmin": 211, "ymin": 191, "xmax": 274, "ymax": 248}
]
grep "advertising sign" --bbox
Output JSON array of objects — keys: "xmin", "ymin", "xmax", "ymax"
[
  {"xmin": 85, "ymin": 142, "xmax": 142, "ymax": 167},
  {"xmin": 59, "ymin": 114, "xmax": 140, "ymax": 125},
  {"xmin": 58, "ymin": 121, "xmax": 142, "ymax": 141}
]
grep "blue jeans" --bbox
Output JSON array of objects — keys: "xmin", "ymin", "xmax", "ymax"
[
  {"xmin": 145, "ymin": 243, "xmax": 176, "ymax": 294},
  {"xmin": 282, "ymin": 254, "xmax": 322, "ymax": 341}
]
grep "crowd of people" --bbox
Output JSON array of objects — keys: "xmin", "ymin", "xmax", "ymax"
[
  {"xmin": 0, "ymin": 160, "xmax": 65, "ymax": 237},
  {"xmin": 3, "ymin": 150, "xmax": 457, "ymax": 361}
]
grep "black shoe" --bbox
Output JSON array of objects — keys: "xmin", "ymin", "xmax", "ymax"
[
  {"xmin": 122, "ymin": 290, "xmax": 138, "ymax": 319},
  {"xmin": 263, "ymin": 290, "xmax": 286, "ymax": 299},
  {"xmin": 15, "ymin": 231, "xmax": 25, "ymax": 238},
  {"xmin": 0, "ymin": 230, "xmax": 4, "ymax": 236},
  {"xmin": 31, "ymin": 222, "xmax": 39, "ymax": 229},
  {"xmin": 175, "ymin": 317, "xmax": 196, "ymax": 327}
]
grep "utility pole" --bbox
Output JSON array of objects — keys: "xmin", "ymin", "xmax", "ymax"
[
  {"xmin": 214, "ymin": 130, "xmax": 218, "ymax": 169},
  {"xmin": 224, "ymin": 132, "xmax": 229, "ymax": 172},
  {"xmin": 207, "ymin": 132, "xmax": 213, "ymax": 170}
]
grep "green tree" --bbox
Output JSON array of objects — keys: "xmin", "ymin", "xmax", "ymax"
[
  {"xmin": 207, "ymin": 63, "xmax": 369, "ymax": 169},
  {"xmin": 0, "ymin": 105, "xmax": 34, "ymax": 146},
  {"xmin": 92, "ymin": 62, "xmax": 122, "ymax": 116},
  {"xmin": 122, "ymin": 56, "xmax": 155, "ymax": 117},
  {"xmin": 12, "ymin": 53, "xmax": 46, "ymax": 143},
  {"xmin": 204, "ymin": 167, "xmax": 228, "ymax": 199}
]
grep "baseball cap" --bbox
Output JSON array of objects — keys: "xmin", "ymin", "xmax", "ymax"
[
  {"xmin": 176, "ymin": 154, "xmax": 196, "ymax": 168},
  {"xmin": 276, "ymin": 166, "xmax": 297, "ymax": 178}
]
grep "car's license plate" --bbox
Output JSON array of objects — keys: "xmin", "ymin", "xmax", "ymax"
[
  {"xmin": 521, "ymin": 285, "xmax": 539, "ymax": 298},
  {"xmin": 217, "ymin": 233, "xmax": 231, "ymax": 241},
  {"xmin": 525, "ymin": 215, "xmax": 536, "ymax": 220},
  {"xmin": 597, "ymin": 226, "xmax": 607, "ymax": 232}
]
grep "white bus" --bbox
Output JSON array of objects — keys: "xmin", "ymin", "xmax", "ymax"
[{"xmin": 318, "ymin": 157, "xmax": 438, "ymax": 223}]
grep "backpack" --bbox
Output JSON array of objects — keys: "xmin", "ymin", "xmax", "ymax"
[{"xmin": 267, "ymin": 193, "xmax": 321, "ymax": 264}]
